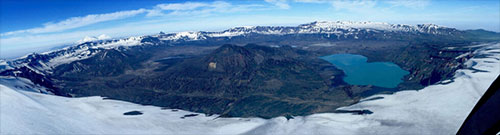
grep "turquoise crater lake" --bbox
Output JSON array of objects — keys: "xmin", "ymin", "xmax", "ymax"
[{"xmin": 320, "ymin": 54, "xmax": 409, "ymax": 88}]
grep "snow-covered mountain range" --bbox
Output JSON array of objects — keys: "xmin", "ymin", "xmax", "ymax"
[
  {"xmin": 209, "ymin": 21, "xmax": 457, "ymax": 36},
  {"xmin": 0, "ymin": 21, "xmax": 462, "ymax": 75},
  {"xmin": 163, "ymin": 21, "xmax": 459, "ymax": 40}
]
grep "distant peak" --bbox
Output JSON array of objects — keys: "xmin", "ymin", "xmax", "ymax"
[
  {"xmin": 417, "ymin": 24, "xmax": 444, "ymax": 28},
  {"xmin": 212, "ymin": 44, "xmax": 249, "ymax": 55},
  {"xmin": 226, "ymin": 26, "xmax": 258, "ymax": 31},
  {"xmin": 241, "ymin": 26, "xmax": 257, "ymax": 29},
  {"xmin": 218, "ymin": 44, "xmax": 241, "ymax": 50},
  {"xmin": 302, "ymin": 21, "xmax": 388, "ymax": 26}
]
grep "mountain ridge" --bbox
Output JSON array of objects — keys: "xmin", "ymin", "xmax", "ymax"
[
  {"xmin": 0, "ymin": 21, "xmax": 497, "ymax": 100},
  {"xmin": 0, "ymin": 21, "xmax": 484, "ymax": 74},
  {"xmin": 0, "ymin": 21, "xmax": 486, "ymax": 71}
]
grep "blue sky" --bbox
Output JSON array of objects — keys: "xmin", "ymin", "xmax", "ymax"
[{"xmin": 1, "ymin": 0, "xmax": 499, "ymax": 59}]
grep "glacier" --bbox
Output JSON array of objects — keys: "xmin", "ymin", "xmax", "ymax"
[{"xmin": 1, "ymin": 42, "xmax": 499, "ymax": 134}]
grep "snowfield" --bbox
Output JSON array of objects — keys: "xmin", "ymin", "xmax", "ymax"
[{"xmin": 1, "ymin": 43, "xmax": 499, "ymax": 134}]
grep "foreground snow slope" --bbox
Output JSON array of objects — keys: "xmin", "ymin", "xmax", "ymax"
[{"xmin": 1, "ymin": 43, "xmax": 499, "ymax": 134}]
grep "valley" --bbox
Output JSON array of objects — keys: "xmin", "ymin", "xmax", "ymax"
[
  {"xmin": 2, "ymin": 0, "xmax": 500, "ymax": 133},
  {"xmin": 1, "ymin": 21, "xmax": 498, "ymax": 118},
  {"xmin": 1, "ymin": 42, "xmax": 499, "ymax": 134}
]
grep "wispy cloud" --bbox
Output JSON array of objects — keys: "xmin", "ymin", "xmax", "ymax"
[
  {"xmin": 330, "ymin": 0, "xmax": 377, "ymax": 12},
  {"xmin": 293, "ymin": 0, "xmax": 432, "ymax": 21},
  {"xmin": 0, "ymin": 1, "xmax": 276, "ymax": 58},
  {"xmin": 146, "ymin": 1, "xmax": 212, "ymax": 16},
  {"xmin": 293, "ymin": 0, "xmax": 326, "ymax": 3},
  {"xmin": 0, "ymin": 15, "xmax": 312, "ymax": 58},
  {"xmin": 156, "ymin": 2, "xmax": 209, "ymax": 10},
  {"xmin": 295, "ymin": 0, "xmax": 428, "ymax": 12},
  {"xmin": 1, "ymin": 0, "xmax": 499, "ymax": 59},
  {"xmin": 265, "ymin": 0, "xmax": 290, "ymax": 9},
  {"xmin": 385, "ymin": 0, "xmax": 430, "ymax": 9},
  {"xmin": 1, "ymin": 1, "xmax": 267, "ymax": 37},
  {"xmin": 1, "ymin": 9, "xmax": 147, "ymax": 36},
  {"xmin": 293, "ymin": 0, "xmax": 380, "ymax": 15},
  {"xmin": 148, "ymin": 1, "xmax": 264, "ymax": 17},
  {"xmin": 295, "ymin": 0, "xmax": 385, "ymax": 18}
]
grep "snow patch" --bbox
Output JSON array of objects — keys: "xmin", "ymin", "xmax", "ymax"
[
  {"xmin": 160, "ymin": 31, "xmax": 206, "ymax": 41},
  {"xmin": 91, "ymin": 36, "xmax": 142, "ymax": 49}
]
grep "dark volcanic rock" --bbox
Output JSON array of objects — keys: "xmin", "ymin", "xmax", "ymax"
[
  {"xmin": 123, "ymin": 111, "xmax": 143, "ymax": 115},
  {"xmin": 139, "ymin": 44, "xmax": 354, "ymax": 117},
  {"xmin": 52, "ymin": 44, "xmax": 356, "ymax": 118}
]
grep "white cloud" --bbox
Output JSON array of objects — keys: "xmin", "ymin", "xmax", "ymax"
[
  {"xmin": 1, "ymin": 1, "xmax": 274, "ymax": 58},
  {"xmin": 294, "ymin": 0, "xmax": 399, "ymax": 21},
  {"xmin": 146, "ymin": 2, "xmax": 210, "ymax": 16},
  {"xmin": 2, "ymin": 1, "xmax": 265, "ymax": 37},
  {"xmin": 75, "ymin": 34, "xmax": 111, "ymax": 44},
  {"xmin": 294, "ymin": 0, "xmax": 379, "ymax": 14},
  {"xmin": 2, "ymin": 0, "xmax": 498, "ymax": 58},
  {"xmin": 167, "ymin": 1, "xmax": 232, "ymax": 16},
  {"xmin": 156, "ymin": 2, "xmax": 209, "ymax": 10},
  {"xmin": 293, "ymin": 0, "xmax": 329, "ymax": 3},
  {"xmin": 77, "ymin": 36, "xmax": 99, "ymax": 44},
  {"xmin": 147, "ymin": 1, "xmax": 264, "ymax": 17},
  {"xmin": 385, "ymin": 0, "xmax": 430, "ymax": 9},
  {"xmin": 1, "ymin": 9, "xmax": 147, "ymax": 36},
  {"xmin": 265, "ymin": 0, "xmax": 290, "ymax": 9},
  {"xmin": 330, "ymin": 0, "xmax": 377, "ymax": 12},
  {"xmin": 295, "ymin": 0, "xmax": 429, "ymax": 11},
  {"xmin": 97, "ymin": 34, "xmax": 111, "ymax": 40}
]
